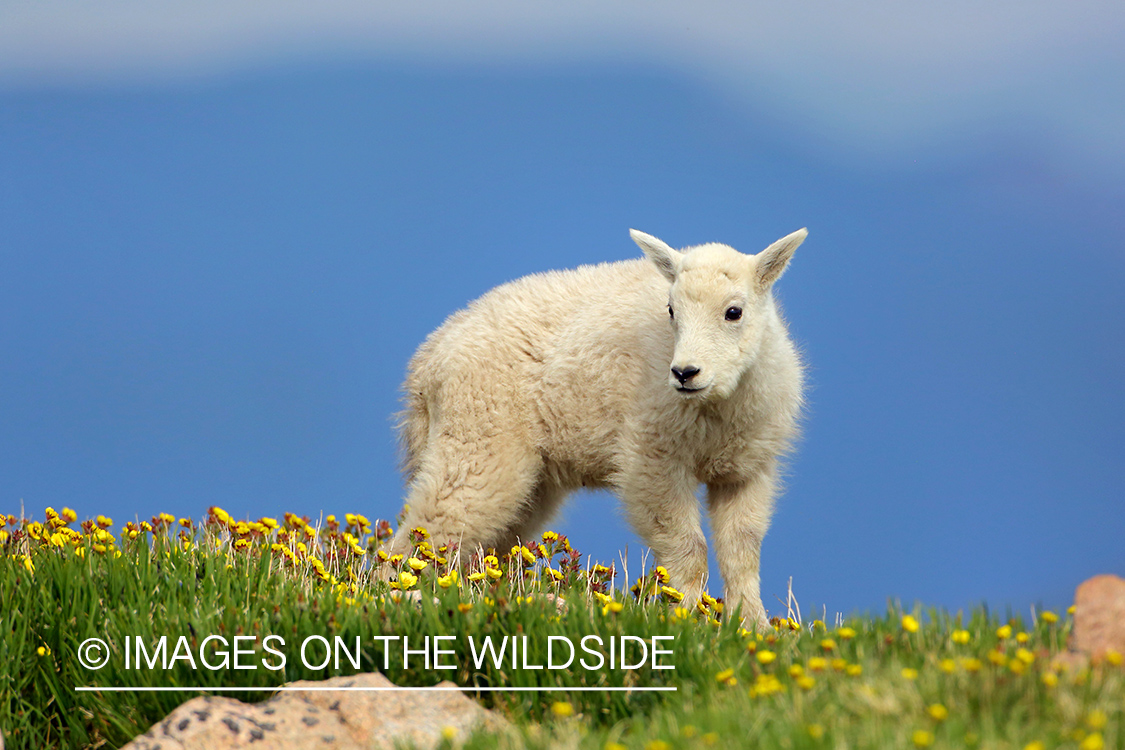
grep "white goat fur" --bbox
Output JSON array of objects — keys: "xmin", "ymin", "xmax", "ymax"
[{"xmin": 392, "ymin": 228, "xmax": 807, "ymax": 626}]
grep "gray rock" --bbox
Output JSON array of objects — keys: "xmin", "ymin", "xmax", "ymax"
[{"xmin": 121, "ymin": 672, "xmax": 506, "ymax": 750}]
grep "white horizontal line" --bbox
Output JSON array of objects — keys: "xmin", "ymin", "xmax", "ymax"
[{"xmin": 75, "ymin": 685, "xmax": 677, "ymax": 692}]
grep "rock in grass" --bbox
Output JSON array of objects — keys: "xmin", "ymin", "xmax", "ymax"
[
  {"xmin": 1072, "ymin": 574, "xmax": 1125, "ymax": 661},
  {"xmin": 121, "ymin": 672, "xmax": 506, "ymax": 750}
]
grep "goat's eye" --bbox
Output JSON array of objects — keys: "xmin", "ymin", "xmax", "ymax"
[
  {"xmin": 725, "ymin": 306, "xmax": 742, "ymax": 321},
  {"xmin": 668, "ymin": 305, "xmax": 674, "ymax": 319}
]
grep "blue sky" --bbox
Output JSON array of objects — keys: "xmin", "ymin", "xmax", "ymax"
[{"xmin": 1, "ymin": 3, "xmax": 1122, "ymax": 619}]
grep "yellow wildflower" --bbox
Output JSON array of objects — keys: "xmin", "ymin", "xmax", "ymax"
[
  {"xmin": 901, "ymin": 667, "xmax": 919, "ymax": 680},
  {"xmin": 820, "ymin": 638, "xmax": 837, "ymax": 651},
  {"xmin": 912, "ymin": 729, "xmax": 934, "ymax": 747},
  {"xmin": 748, "ymin": 673, "xmax": 784, "ymax": 697},
  {"xmin": 838, "ymin": 626, "xmax": 856, "ymax": 639},
  {"xmin": 1015, "ymin": 648, "xmax": 1035, "ymax": 665},
  {"xmin": 715, "ymin": 668, "xmax": 737, "ymax": 686},
  {"xmin": 939, "ymin": 658, "xmax": 956, "ymax": 673},
  {"xmin": 37, "ymin": 645, "xmax": 51, "ymax": 657},
  {"xmin": 808, "ymin": 657, "xmax": 827, "ymax": 672},
  {"xmin": 797, "ymin": 676, "xmax": 816, "ymax": 690},
  {"xmin": 1104, "ymin": 650, "xmax": 1122, "ymax": 666},
  {"xmin": 398, "ymin": 571, "xmax": 418, "ymax": 589},
  {"xmin": 1040, "ymin": 610, "xmax": 1059, "ymax": 624},
  {"xmin": 407, "ymin": 557, "xmax": 428, "ymax": 572},
  {"xmin": 485, "ymin": 566, "xmax": 503, "ymax": 580},
  {"xmin": 951, "ymin": 629, "xmax": 971, "ymax": 644},
  {"xmin": 996, "ymin": 624, "xmax": 1012, "ymax": 639},
  {"xmin": 845, "ymin": 664, "xmax": 862, "ymax": 677},
  {"xmin": 902, "ymin": 615, "xmax": 920, "ymax": 633},
  {"xmin": 756, "ymin": 650, "xmax": 776, "ymax": 665},
  {"xmin": 62, "ymin": 507, "xmax": 77, "ymax": 523},
  {"xmin": 550, "ymin": 701, "xmax": 574, "ymax": 718},
  {"xmin": 831, "ymin": 658, "xmax": 848, "ymax": 672},
  {"xmin": 1085, "ymin": 711, "xmax": 1107, "ymax": 731},
  {"xmin": 961, "ymin": 658, "xmax": 983, "ymax": 673},
  {"xmin": 603, "ymin": 601, "xmax": 624, "ymax": 616},
  {"xmin": 457, "ymin": 602, "xmax": 473, "ymax": 613},
  {"xmin": 660, "ymin": 585, "xmax": 684, "ymax": 602},
  {"xmin": 1080, "ymin": 733, "xmax": 1105, "ymax": 750},
  {"xmin": 1016, "ymin": 631, "xmax": 1030, "ymax": 644},
  {"xmin": 1041, "ymin": 672, "xmax": 1058, "ymax": 687},
  {"xmin": 927, "ymin": 704, "xmax": 948, "ymax": 721}
]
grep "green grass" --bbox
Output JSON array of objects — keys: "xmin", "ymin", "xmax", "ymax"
[{"xmin": 1, "ymin": 508, "xmax": 1122, "ymax": 750}]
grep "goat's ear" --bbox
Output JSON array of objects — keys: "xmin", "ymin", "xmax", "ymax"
[
  {"xmin": 631, "ymin": 229, "xmax": 681, "ymax": 283},
  {"xmin": 754, "ymin": 228, "xmax": 807, "ymax": 288}
]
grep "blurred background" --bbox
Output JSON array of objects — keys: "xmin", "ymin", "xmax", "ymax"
[{"xmin": 2, "ymin": 1, "xmax": 1122, "ymax": 618}]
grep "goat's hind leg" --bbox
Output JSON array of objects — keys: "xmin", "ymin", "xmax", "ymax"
[{"xmin": 390, "ymin": 429, "xmax": 544, "ymax": 560}]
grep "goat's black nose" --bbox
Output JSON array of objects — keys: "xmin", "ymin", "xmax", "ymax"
[{"xmin": 671, "ymin": 365, "xmax": 700, "ymax": 384}]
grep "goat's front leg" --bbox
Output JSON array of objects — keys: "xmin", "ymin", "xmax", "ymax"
[
  {"xmin": 707, "ymin": 469, "xmax": 778, "ymax": 629},
  {"xmin": 620, "ymin": 464, "xmax": 708, "ymax": 606}
]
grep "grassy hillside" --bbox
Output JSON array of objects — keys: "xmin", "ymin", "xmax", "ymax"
[{"xmin": 1, "ymin": 507, "xmax": 1121, "ymax": 749}]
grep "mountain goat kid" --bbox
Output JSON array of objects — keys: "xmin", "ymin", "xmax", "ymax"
[{"xmin": 392, "ymin": 228, "xmax": 807, "ymax": 627}]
